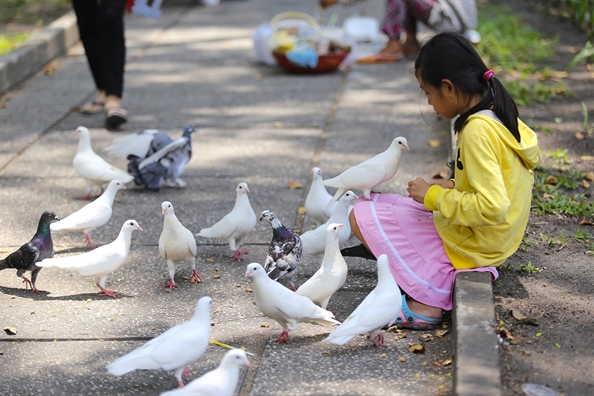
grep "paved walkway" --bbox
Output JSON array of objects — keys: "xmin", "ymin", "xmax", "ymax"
[{"xmin": 0, "ymin": 1, "xmax": 500, "ymax": 395}]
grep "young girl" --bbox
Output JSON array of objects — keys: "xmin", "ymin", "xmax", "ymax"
[{"xmin": 343, "ymin": 32, "xmax": 540, "ymax": 328}]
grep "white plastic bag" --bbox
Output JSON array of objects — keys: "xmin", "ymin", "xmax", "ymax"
[
  {"xmin": 342, "ymin": 15, "xmax": 379, "ymax": 42},
  {"xmin": 252, "ymin": 22, "xmax": 276, "ymax": 66}
]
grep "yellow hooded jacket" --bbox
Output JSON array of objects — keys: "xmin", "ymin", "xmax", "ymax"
[{"xmin": 424, "ymin": 111, "xmax": 540, "ymax": 269}]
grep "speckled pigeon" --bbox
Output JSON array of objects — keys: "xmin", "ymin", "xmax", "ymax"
[
  {"xmin": 259, "ymin": 210, "xmax": 302, "ymax": 291},
  {"xmin": 105, "ymin": 126, "xmax": 196, "ymax": 192},
  {"xmin": 0, "ymin": 211, "xmax": 59, "ymax": 293}
]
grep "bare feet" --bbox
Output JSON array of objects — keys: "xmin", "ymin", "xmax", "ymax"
[
  {"xmin": 406, "ymin": 298, "xmax": 443, "ymax": 320},
  {"xmin": 357, "ymin": 38, "xmax": 404, "ymax": 63}
]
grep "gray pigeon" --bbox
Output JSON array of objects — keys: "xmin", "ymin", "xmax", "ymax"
[
  {"xmin": 105, "ymin": 126, "xmax": 196, "ymax": 192},
  {"xmin": 259, "ymin": 210, "xmax": 302, "ymax": 291},
  {"xmin": 0, "ymin": 211, "xmax": 60, "ymax": 293}
]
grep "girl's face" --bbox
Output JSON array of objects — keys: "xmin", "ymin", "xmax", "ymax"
[{"xmin": 416, "ymin": 75, "xmax": 459, "ymax": 120}]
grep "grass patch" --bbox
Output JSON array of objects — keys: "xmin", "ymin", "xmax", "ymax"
[
  {"xmin": 476, "ymin": 3, "xmax": 569, "ymax": 106},
  {"xmin": 0, "ymin": 31, "xmax": 33, "ymax": 56},
  {"xmin": 531, "ymin": 167, "xmax": 594, "ymax": 218}
]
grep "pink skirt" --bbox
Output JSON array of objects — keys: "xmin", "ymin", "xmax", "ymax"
[{"xmin": 353, "ymin": 193, "xmax": 498, "ymax": 311}]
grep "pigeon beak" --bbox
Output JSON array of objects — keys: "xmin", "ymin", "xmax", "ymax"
[
  {"xmin": 245, "ymin": 187, "xmax": 250, "ymax": 193},
  {"xmin": 335, "ymin": 224, "xmax": 344, "ymax": 240},
  {"xmin": 137, "ymin": 226, "xmax": 144, "ymax": 232},
  {"xmin": 121, "ymin": 184, "xmax": 127, "ymax": 190},
  {"xmin": 245, "ymin": 271, "xmax": 251, "ymax": 278},
  {"xmin": 404, "ymin": 144, "xmax": 410, "ymax": 151},
  {"xmin": 352, "ymin": 193, "xmax": 359, "ymax": 199},
  {"xmin": 162, "ymin": 209, "xmax": 167, "ymax": 215},
  {"xmin": 259, "ymin": 214, "xmax": 264, "ymax": 221},
  {"xmin": 244, "ymin": 359, "xmax": 251, "ymax": 367}
]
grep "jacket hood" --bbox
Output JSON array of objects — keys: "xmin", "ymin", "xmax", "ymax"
[{"xmin": 469, "ymin": 112, "xmax": 539, "ymax": 170}]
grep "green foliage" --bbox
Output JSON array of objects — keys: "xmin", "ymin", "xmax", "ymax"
[
  {"xmin": 532, "ymin": 168, "xmax": 594, "ymax": 218},
  {"xmin": 476, "ymin": 5, "xmax": 557, "ymax": 74},
  {"xmin": 519, "ymin": 261, "xmax": 541, "ymax": 274},
  {"xmin": 568, "ymin": 41, "xmax": 594, "ymax": 72},
  {"xmin": 1, "ymin": 0, "xmax": 71, "ymax": 25},
  {"xmin": 574, "ymin": 227, "xmax": 593, "ymax": 244},
  {"xmin": 0, "ymin": 31, "xmax": 31, "ymax": 56},
  {"xmin": 476, "ymin": 4, "xmax": 569, "ymax": 106}
]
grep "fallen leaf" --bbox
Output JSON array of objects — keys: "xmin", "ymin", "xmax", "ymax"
[
  {"xmin": 166, "ymin": 288, "xmax": 172, "ymax": 293},
  {"xmin": 206, "ymin": 258, "xmax": 214, "ymax": 263},
  {"xmin": 408, "ymin": 343, "xmax": 425, "ymax": 353},
  {"xmin": 30, "ymin": 311, "xmax": 35, "ymax": 315},
  {"xmin": 246, "ymin": 287, "xmax": 253, "ymax": 292},
  {"xmin": 428, "ymin": 139, "xmax": 441, "ymax": 148},
  {"xmin": 297, "ymin": 206, "xmax": 307, "ymax": 215},
  {"xmin": 575, "ymin": 131, "xmax": 585, "ymax": 140},
  {"xmin": 585, "ymin": 171, "xmax": 594, "ymax": 181},
  {"xmin": 498, "ymin": 328, "xmax": 514, "ymax": 340},
  {"xmin": 110, "ymin": 315, "xmax": 118, "ymax": 321},
  {"xmin": 435, "ymin": 329, "xmax": 449, "ymax": 338},
  {"xmin": 214, "ymin": 274, "xmax": 221, "ymax": 279},
  {"xmin": 378, "ymin": 353, "xmax": 387, "ymax": 358},
  {"xmin": 237, "ymin": 284, "xmax": 242, "ymax": 287},
  {"xmin": 581, "ymin": 155, "xmax": 594, "ymax": 161},
  {"xmin": 86, "ymin": 299, "xmax": 92, "ymax": 303},
  {"xmin": 582, "ymin": 180, "xmax": 591, "ymax": 188},
  {"xmin": 0, "ymin": 350, "xmax": 4, "ymax": 355},
  {"xmin": 419, "ymin": 333, "xmax": 433, "ymax": 342},
  {"xmin": 289, "ymin": 180, "xmax": 303, "ymax": 190},
  {"xmin": 260, "ymin": 323, "xmax": 270, "ymax": 327},
  {"xmin": 555, "ymin": 343, "xmax": 561, "ymax": 348},
  {"xmin": 543, "ymin": 193, "xmax": 555, "ymax": 199},
  {"xmin": 210, "ymin": 322, "xmax": 215, "ymax": 326},
  {"xmin": 521, "ymin": 350, "xmax": 531, "ymax": 356},
  {"xmin": 415, "ymin": 373, "xmax": 421, "ymax": 379},
  {"xmin": 44, "ymin": 61, "xmax": 58, "ymax": 75},
  {"xmin": 443, "ymin": 359, "xmax": 452, "ymax": 366},
  {"xmin": 3, "ymin": 326, "xmax": 17, "ymax": 335},
  {"xmin": 398, "ymin": 357, "xmax": 406, "ymax": 362},
  {"xmin": 545, "ymin": 175, "xmax": 558, "ymax": 185},
  {"xmin": 181, "ymin": 276, "xmax": 189, "ymax": 280},
  {"xmin": 190, "ymin": 277, "xmax": 202, "ymax": 283},
  {"xmin": 579, "ymin": 219, "xmax": 593, "ymax": 225},
  {"xmin": 322, "ymin": 351, "xmax": 331, "ymax": 355}
]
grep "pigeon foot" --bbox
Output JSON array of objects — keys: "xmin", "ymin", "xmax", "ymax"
[
  {"xmin": 164, "ymin": 280, "xmax": 179, "ymax": 289},
  {"xmin": 31, "ymin": 287, "xmax": 46, "ymax": 293},
  {"xmin": 190, "ymin": 270, "xmax": 203, "ymax": 283},
  {"xmin": 79, "ymin": 193, "xmax": 94, "ymax": 200},
  {"xmin": 97, "ymin": 284, "xmax": 119, "ymax": 297},
  {"xmin": 176, "ymin": 380, "xmax": 185, "ymax": 389},
  {"xmin": 275, "ymin": 329, "xmax": 291, "ymax": 343},
  {"xmin": 289, "ymin": 282, "xmax": 297, "ymax": 292},
  {"xmin": 231, "ymin": 250, "xmax": 247, "ymax": 261},
  {"xmin": 372, "ymin": 333, "xmax": 387, "ymax": 348},
  {"xmin": 83, "ymin": 234, "xmax": 99, "ymax": 249},
  {"xmin": 182, "ymin": 368, "xmax": 192, "ymax": 377},
  {"xmin": 21, "ymin": 276, "xmax": 33, "ymax": 289}
]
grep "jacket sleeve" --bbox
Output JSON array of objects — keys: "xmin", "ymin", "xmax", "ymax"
[{"xmin": 424, "ymin": 133, "xmax": 510, "ymax": 227}]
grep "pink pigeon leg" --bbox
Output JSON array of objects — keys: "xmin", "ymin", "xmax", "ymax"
[
  {"xmin": 79, "ymin": 192, "xmax": 94, "ymax": 200},
  {"xmin": 372, "ymin": 332, "xmax": 387, "ymax": 348},
  {"xmin": 21, "ymin": 276, "xmax": 32, "ymax": 289},
  {"xmin": 31, "ymin": 287, "xmax": 46, "ymax": 293},
  {"xmin": 231, "ymin": 249, "xmax": 247, "ymax": 261},
  {"xmin": 289, "ymin": 282, "xmax": 297, "ymax": 292},
  {"xmin": 182, "ymin": 368, "xmax": 192, "ymax": 377},
  {"xmin": 96, "ymin": 283, "xmax": 119, "ymax": 297},
  {"xmin": 190, "ymin": 270, "xmax": 202, "ymax": 283},
  {"xmin": 164, "ymin": 279, "xmax": 179, "ymax": 289},
  {"xmin": 176, "ymin": 379, "xmax": 185, "ymax": 389},
  {"xmin": 275, "ymin": 329, "xmax": 292, "ymax": 343},
  {"xmin": 83, "ymin": 234, "xmax": 99, "ymax": 249}
]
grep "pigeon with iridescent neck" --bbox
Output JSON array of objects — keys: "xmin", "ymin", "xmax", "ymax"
[
  {"xmin": 0, "ymin": 211, "xmax": 59, "ymax": 293},
  {"xmin": 260, "ymin": 210, "xmax": 302, "ymax": 291}
]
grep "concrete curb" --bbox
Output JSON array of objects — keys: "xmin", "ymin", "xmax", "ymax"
[
  {"xmin": 0, "ymin": 11, "xmax": 79, "ymax": 96},
  {"xmin": 453, "ymin": 272, "xmax": 502, "ymax": 396}
]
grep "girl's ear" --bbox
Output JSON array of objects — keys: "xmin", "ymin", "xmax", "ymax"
[{"xmin": 441, "ymin": 79, "xmax": 455, "ymax": 94}]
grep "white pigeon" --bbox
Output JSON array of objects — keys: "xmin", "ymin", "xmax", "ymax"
[
  {"xmin": 322, "ymin": 136, "xmax": 409, "ymax": 210},
  {"xmin": 107, "ymin": 296, "xmax": 212, "ymax": 388},
  {"xmin": 195, "ymin": 182, "xmax": 256, "ymax": 261},
  {"xmin": 245, "ymin": 263, "xmax": 340, "ymax": 343},
  {"xmin": 300, "ymin": 191, "xmax": 358, "ymax": 257},
  {"xmin": 159, "ymin": 349, "xmax": 250, "ymax": 396},
  {"xmin": 325, "ymin": 254, "xmax": 402, "ymax": 347},
  {"xmin": 296, "ymin": 223, "xmax": 348, "ymax": 310},
  {"xmin": 159, "ymin": 201, "xmax": 202, "ymax": 289},
  {"xmin": 304, "ymin": 167, "xmax": 337, "ymax": 226},
  {"xmin": 50, "ymin": 179, "xmax": 126, "ymax": 248},
  {"xmin": 38, "ymin": 220, "xmax": 143, "ymax": 297},
  {"xmin": 72, "ymin": 126, "xmax": 133, "ymax": 200}
]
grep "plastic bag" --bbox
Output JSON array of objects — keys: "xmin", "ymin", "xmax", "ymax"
[{"xmin": 252, "ymin": 22, "xmax": 276, "ymax": 65}]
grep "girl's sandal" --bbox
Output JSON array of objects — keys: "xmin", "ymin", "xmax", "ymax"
[{"xmin": 394, "ymin": 295, "xmax": 443, "ymax": 330}]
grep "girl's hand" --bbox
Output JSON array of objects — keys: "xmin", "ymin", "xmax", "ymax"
[{"xmin": 407, "ymin": 177, "xmax": 431, "ymax": 203}]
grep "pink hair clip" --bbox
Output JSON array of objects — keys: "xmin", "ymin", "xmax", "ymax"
[{"xmin": 483, "ymin": 70, "xmax": 494, "ymax": 82}]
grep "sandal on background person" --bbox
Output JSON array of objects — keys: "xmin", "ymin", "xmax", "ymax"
[
  {"xmin": 79, "ymin": 100, "xmax": 105, "ymax": 115},
  {"xmin": 105, "ymin": 106, "xmax": 129, "ymax": 129}
]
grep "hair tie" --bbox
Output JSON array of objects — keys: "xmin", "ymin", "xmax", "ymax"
[{"xmin": 483, "ymin": 70, "xmax": 494, "ymax": 82}]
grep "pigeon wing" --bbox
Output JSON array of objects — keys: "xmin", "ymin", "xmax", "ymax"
[
  {"xmin": 3, "ymin": 242, "xmax": 40, "ymax": 270},
  {"xmin": 336, "ymin": 160, "xmax": 387, "ymax": 189},
  {"xmin": 139, "ymin": 138, "xmax": 188, "ymax": 170},
  {"xmin": 105, "ymin": 129, "xmax": 161, "ymax": 158}
]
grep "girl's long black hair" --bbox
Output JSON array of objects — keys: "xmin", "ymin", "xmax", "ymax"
[{"xmin": 414, "ymin": 32, "xmax": 521, "ymax": 143}]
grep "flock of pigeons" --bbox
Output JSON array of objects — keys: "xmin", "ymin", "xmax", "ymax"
[{"xmin": 0, "ymin": 127, "xmax": 409, "ymax": 393}]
